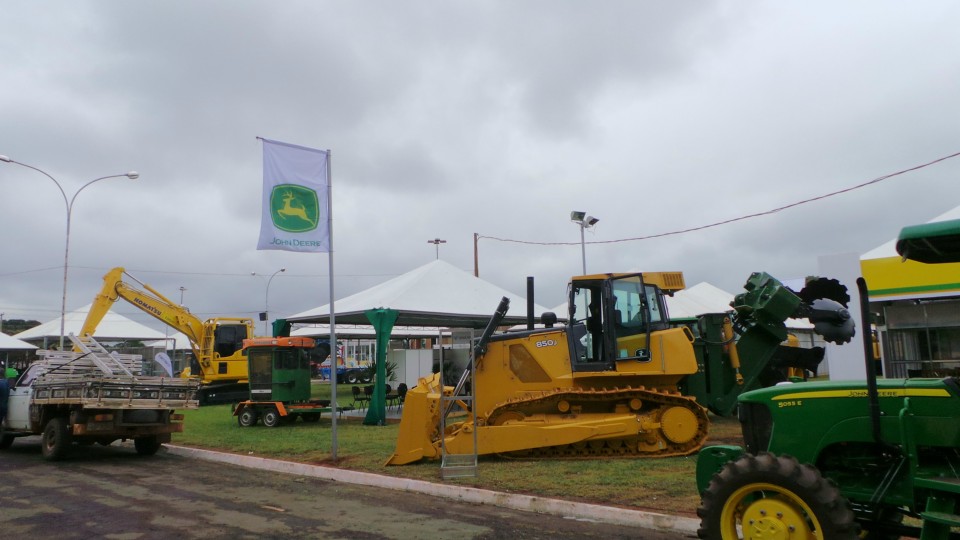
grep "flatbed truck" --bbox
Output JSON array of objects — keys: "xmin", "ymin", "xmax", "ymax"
[{"xmin": 0, "ymin": 335, "xmax": 200, "ymax": 460}]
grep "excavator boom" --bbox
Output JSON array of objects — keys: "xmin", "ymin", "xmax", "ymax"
[{"xmin": 79, "ymin": 267, "xmax": 255, "ymax": 404}]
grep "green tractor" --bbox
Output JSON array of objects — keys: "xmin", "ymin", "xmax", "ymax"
[{"xmin": 696, "ymin": 218, "xmax": 960, "ymax": 539}]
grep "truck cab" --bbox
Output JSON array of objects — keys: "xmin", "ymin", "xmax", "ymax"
[{"xmin": 3, "ymin": 364, "xmax": 40, "ymax": 433}]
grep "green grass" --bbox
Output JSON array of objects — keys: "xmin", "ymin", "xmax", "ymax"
[{"xmin": 172, "ymin": 381, "xmax": 744, "ymax": 516}]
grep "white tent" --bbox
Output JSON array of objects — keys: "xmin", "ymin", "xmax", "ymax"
[
  {"xmin": 0, "ymin": 332, "xmax": 37, "ymax": 350},
  {"xmin": 14, "ymin": 304, "xmax": 166, "ymax": 343},
  {"xmin": 666, "ymin": 282, "xmax": 736, "ymax": 320},
  {"xmin": 287, "ymin": 259, "xmax": 551, "ymax": 328}
]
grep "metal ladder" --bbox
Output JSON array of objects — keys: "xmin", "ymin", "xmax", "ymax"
[
  {"xmin": 439, "ymin": 297, "xmax": 511, "ymax": 480},
  {"xmin": 69, "ymin": 334, "xmax": 134, "ymax": 376},
  {"xmin": 440, "ymin": 328, "xmax": 478, "ymax": 479}
]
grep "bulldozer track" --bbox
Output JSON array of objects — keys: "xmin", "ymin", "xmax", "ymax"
[{"xmin": 479, "ymin": 386, "xmax": 709, "ymax": 460}]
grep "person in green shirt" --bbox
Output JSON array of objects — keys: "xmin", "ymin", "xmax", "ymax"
[{"xmin": 0, "ymin": 365, "xmax": 18, "ymax": 425}]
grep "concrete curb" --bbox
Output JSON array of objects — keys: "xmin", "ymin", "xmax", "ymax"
[{"xmin": 164, "ymin": 445, "xmax": 700, "ymax": 535}]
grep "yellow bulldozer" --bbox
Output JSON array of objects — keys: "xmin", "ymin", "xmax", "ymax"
[{"xmin": 387, "ymin": 270, "xmax": 853, "ymax": 465}]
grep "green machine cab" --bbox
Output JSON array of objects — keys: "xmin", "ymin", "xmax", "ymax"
[{"xmin": 233, "ymin": 337, "xmax": 337, "ymax": 427}]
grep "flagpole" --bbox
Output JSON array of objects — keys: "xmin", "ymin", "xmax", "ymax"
[{"xmin": 327, "ymin": 150, "xmax": 338, "ymax": 460}]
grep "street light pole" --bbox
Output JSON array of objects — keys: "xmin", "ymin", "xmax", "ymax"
[
  {"xmin": 427, "ymin": 238, "xmax": 446, "ymax": 259},
  {"xmin": 570, "ymin": 211, "xmax": 599, "ymax": 275},
  {"xmin": 1, "ymin": 155, "xmax": 138, "ymax": 348},
  {"xmin": 252, "ymin": 269, "xmax": 285, "ymax": 335}
]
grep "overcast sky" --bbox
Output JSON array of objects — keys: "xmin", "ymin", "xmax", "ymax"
[{"xmin": 2, "ymin": 1, "xmax": 959, "ymax": 335}]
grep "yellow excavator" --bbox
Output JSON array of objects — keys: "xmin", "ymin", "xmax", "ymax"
[
  {"xmin": 79, "ymin": 267, "xmax": 256, "ymax": 404},
  {"xmin": 387, "ymin": 270, "xmax": 854, "ymax": 465}
]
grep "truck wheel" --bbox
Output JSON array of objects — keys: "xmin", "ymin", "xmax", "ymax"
[
  {"xmin": 237, "ymin": 407, "xmax": 258, "ymax": 427},
  {"xmin": 346, "ymin": 372, "xmax": 358, "ymax": 384},
  {"xmin": 0, "ymin": 433, "xmax": 15, "ymax": 449},
  {"xmin": 360, "ymin": 370, "xmax": 372, "ymax": 384},
  {"xmin": 41, "ymin": 417, "xmax": 72, "ymax": 461},
  {"xmin": 697, "ymin": 453, "xmax": 856, "ymax": 540},
  {"xmin": 262, "ymin": 408, "xmax": 281, "ymax": 428},
  {"xmin": 134, "ymin": 436, "xmax": 162, "ymax": 456}
]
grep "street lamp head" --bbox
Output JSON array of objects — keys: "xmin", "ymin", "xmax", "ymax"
[
  {"xmin": 585, "ymin": 216, "xmax": 599, "ymax": 227},
  {"xmin": 126, "ymin": 171, "xmax": 139, "ymax": 180},
  {"xmin": 570, "ymin": 210, "xmax": 586, "ymax": 223},
  {"xmin": 280, "ymin": 268, "xmax": 286, "ymax": 273},
  {"xmin": 0, "ymin": 155, "xmax": 11, "ymax": 163}
]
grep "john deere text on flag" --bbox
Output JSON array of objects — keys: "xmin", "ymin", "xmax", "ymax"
[{"xmin": 258, "ymin": 138, "xmax": 330, "ymax": 252}]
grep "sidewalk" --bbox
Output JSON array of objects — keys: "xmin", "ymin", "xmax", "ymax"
[{"xmin": 163, "ymin": 444, "xmax": 700, "ymax": 536}]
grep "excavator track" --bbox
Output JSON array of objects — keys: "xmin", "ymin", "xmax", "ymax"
[{"xmin": 477, "ymin": 386, "xmax": 709, "ymax": 460}]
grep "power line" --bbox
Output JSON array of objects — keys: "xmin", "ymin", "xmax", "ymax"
[{"xmin": 479, "ymin": 150, "xmax": 960, "ymax": 246}]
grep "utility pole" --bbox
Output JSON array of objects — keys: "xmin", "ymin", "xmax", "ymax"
[{"xmin": 473, "ymin": 233, "xmax": 479, "ymax": 277}]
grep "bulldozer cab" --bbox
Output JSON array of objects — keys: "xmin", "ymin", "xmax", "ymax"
[{"xmin": 568, "ymin": 273, "xmax": 675, "ymax": 372}]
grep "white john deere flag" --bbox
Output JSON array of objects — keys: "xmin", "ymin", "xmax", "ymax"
[{"xmin": 257, "ymin": 138, "xmax": 330, "ymax": 252}]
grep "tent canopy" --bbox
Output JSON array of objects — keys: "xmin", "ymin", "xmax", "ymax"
[
  {"xmin": 14, "ymin": 304, "xmax": 166, "ymax": 343},
  {"xmin": 286, "ymin": 260, "xmax": 551, "ymax": 329},
  {"xmin": 0, "ymin": 332, "xmax": 38, "ymax": 350},
  {"xmin": 666, "ymin": 282, "xmax": 736, "ymax": 320},
  {"xmin": 293, "ymin": 324, "xmax": 451, "ymax": 339}
]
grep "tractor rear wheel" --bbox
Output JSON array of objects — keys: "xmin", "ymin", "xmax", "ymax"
[{"xmin": 697, "ymin": 452, "xmax": 856, "ymax": 540}]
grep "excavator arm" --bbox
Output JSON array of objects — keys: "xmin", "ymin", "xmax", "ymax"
[
  {"xmin": 79, "ymin": 267, "xmax": 205, "ymax": 354},
  {"xmin": 79, "ymin": 267, "xmax": 256, "ymax": 404}
]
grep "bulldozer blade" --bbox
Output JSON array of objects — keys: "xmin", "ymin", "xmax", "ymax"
[{"xmin": 385, "ymin": 374, "xmax": 443, "ymax": 466}]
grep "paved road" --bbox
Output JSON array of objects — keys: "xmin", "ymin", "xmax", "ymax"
[{"xmin": 1, "ymin": 437, "xmax": 697, "ymax": 540}]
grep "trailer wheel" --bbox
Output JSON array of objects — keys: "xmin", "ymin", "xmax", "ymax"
[
  {"xmin": 359, "ymin": 370, "xmax": 373, "ymax": 384},
  {"xmin": 302, "ymin": 413, "xmax": 321, "ymax": 423},
  {"xmin": 134, "ymin": 436, "xmax": 162, "ymax": 456},
  {"xmin": 697, "ymin": 453, "xmax": 856, "ymax": 540},
  {"xmin": 0, "ymin": 432, "xmax": 15, "ymax": 449},
  {"xmin": 262, "ymin": 408, "xmax": 281, "ymax": 428},
  {"xmin": 346, "ymin": 372, "xmax": 358, "ymax": 384},
  {"xmin": 237, "ymin": 407, "xmax": 258, "ymax": 427},
  {"xmin": 41, "ymin": 417, "xmax": 72, "ymax": 461}
]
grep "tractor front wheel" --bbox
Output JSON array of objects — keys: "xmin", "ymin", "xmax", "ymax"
[{"xmin": 697, "ymin": 452, "xmax": 856, "ymax": 540}]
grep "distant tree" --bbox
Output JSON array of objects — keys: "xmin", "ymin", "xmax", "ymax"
[{"xmin": 1, "ymin": 319, "xmax": 41, "ymax": 336}]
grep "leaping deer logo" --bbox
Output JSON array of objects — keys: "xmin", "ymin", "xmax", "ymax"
[
  {"xmin": 278, "ymin": 191, "xmax": 317, "ymax": 226},
  {"xmin": 270, "ymin": 185, "xmax": 319, "ymax": 232}
]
